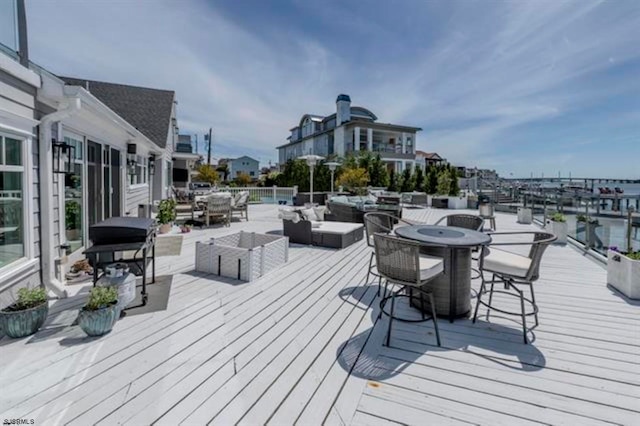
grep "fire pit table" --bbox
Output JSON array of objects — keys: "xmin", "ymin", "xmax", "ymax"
[
  {"xmin": 395, "ymin": 225, "xmax": 491, "ymax": 322},
  {"xmin": 196, "ymin": 231, "xmax": 288, "ymax": 281}
]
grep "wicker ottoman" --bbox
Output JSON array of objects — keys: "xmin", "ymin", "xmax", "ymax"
[{"xmin": 195, "ymin": 232, "xmax": 288, "ymax": 281}]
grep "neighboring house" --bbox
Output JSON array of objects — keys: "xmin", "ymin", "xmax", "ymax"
[
  {"xmin": 415, "ymin": 151, "xmax": 445, "ymax": 169},
  {"xmin": 277, "ymin": 94, "xmax": 422, "ymax": 173},
  {"xmin": 59, "ymin": 77, "xmax": 178, "ymax": 204},
  {"xmin": 219, "ymin": 156, "xmax": 260, "ymax": 181},
  {"xmin": 172, "ymin": 134, "xmax": 202, "ymax": 189},
  {"xmin": 0, "ymin": 0, "xmax": 42, "ymax": 306}
]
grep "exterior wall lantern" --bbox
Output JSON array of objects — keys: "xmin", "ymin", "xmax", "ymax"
[
  {"xmin": 148, "ymin": 154, "xmax": 156, "ymax": 175},
  {"xmin": 126, "ymin": 155, "xmax": 137, "ymax": 175},
  {"xmin": 52, "ymin": 138, "xmax": 75, "ymax": 175}
]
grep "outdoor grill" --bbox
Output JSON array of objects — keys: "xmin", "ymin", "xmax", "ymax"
[{"xmin": 84, "ymin": 217, "xmax": 157, "ymax": 307}]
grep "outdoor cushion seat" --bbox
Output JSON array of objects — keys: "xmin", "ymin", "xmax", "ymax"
[
  {"xmin": 482, "ymin": 247, "xmax": 531, "ymax": 278},
  {"xmin": 419, "ymin": 254, "xmax": 444, "ymax": 280}
]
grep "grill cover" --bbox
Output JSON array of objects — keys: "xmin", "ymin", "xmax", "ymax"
[{"xmin": 89, "ymin": 217, "xmax": 155, "ymax": 245}]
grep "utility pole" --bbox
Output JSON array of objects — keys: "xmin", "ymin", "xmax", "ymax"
[{"xmin": 205, "ymin": 128, "xmax": 212, "ymax": 165}]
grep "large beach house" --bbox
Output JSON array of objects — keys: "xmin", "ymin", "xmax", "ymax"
[{"xmin": 278, "ymin": 94, "xmax": 421, "ymax": 173}]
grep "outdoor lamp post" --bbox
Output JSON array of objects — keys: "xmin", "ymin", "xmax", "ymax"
[
  {"xmin": 298, "ymin": 154, "xmax": 325, "ymax": 206},
  {"xmin": 325, "ymin": 161, "xmax": 340, "ymax": 193}
]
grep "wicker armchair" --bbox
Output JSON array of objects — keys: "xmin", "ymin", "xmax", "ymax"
[
  {"xmin": 434, "ymin": 214, "xmax": 484, "ymax": 231},
  {"xmin": 232, "ymin": 191, "xmax": 249, "ymax": 221},
  {"xmin": 374, "ymin": 233, "xmax": 444, "ymax": 347},
  {"xmin": 205, "ymin": 195, "xmax": 232, "ymax": 227},
  {"xmin": 473, "ymin": 231, "xmax": 556, "ymax": 343}
]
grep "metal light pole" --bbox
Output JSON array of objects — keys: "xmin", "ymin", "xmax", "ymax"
[{"xmin": 325, "ymin": 162, "xmax": 340, "ymax": 193}]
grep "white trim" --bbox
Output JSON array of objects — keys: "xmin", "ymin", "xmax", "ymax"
[
  {"xmin": 0, "ymin": 54, "xmax": 40, "ymax": 87},
  {"xmin": 0, "ymin": 258, "xmax": 38, "ymax": 292}
]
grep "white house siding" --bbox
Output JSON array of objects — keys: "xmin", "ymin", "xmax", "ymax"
[
  {"xmin": 0, "ymin": 66, "xmax": 40, "ymax": 310},
  {"xmin": 229, "ymin": 156, "xmax": 259, "ymax": 179},
  {"xmin": 126, "ymin": 185, "xmax": 151, "ymax": 217},
  {"xmin": 153, "ymin": 95, "xmax": 176, "ymax": 202}
]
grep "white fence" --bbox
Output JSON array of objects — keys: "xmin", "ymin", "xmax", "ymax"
[{"xmin": 222, "ymin": 186, "xmax": 298, "ymax": 205}]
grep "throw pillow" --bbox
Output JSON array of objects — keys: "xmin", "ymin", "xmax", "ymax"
[
  {"xmin": 300, "ymin": 207, "xmax": 318, "ymax": 221},
  {"xmin": 313, "ymin": 206, "xmax": 327, "ymax": 221}
]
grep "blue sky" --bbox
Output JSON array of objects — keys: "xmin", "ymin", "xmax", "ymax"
[{"xmin": 27, "ymin": 0, "xmax": 640, "ymax": 178}]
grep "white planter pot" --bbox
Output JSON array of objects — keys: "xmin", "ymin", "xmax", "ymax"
[
  {"xmin": 607, "ymin": 250, "xmax": 640, "ymax": 299},
  {"xmin": 547, "ymin": 220, "xmax": 567, "ymax": 244},
  {"xmin": 517, "ymin": 207, "xmax": 533, "ymax": 224},
  {"xmin": 447, "ymin": 196, "xmax": 468, "ymax": 210}
]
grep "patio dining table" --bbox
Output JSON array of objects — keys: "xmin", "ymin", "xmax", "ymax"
[{"xmin": 395, "ymin": 225, "xmax": 491, "ymax": 322}]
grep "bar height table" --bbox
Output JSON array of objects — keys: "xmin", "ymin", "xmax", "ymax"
[{"xmin": 395, "ymin": 225, "xmax": 491, "ymax": 322}]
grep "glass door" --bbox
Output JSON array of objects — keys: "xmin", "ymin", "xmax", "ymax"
[
  {"xmin": 110, "ymin": 148, "xmax": 121, "ymax": 217},
  {"xmin": 87, "ymin": 141, "xmax": 103, "ymax": 226}
]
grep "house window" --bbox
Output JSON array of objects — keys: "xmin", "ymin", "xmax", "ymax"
[
  {"xmin": 0, "ymin": 134, "xmax": 25, "ymax": 268},
  {"xmin": 129, "ymin": 155, "xmax": 147, "ymax": 185},
  {"xmin": 249, "ymin": 171, "xmax": 255, "ymax": 176}
]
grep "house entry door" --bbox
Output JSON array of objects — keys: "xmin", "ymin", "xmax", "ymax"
[{"xmin": 87, "ymin": 141, "xmax": 103, "ymax": 226}]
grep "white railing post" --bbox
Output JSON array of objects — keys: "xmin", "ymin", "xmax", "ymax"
[{"xmin": 273, "ymin": 185, "xmax": 277, "ymax": 204}]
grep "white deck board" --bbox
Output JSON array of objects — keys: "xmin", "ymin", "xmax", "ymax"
[{"xmin": 1, "ymin": 204, "xmax": 638, "ymax": 425}]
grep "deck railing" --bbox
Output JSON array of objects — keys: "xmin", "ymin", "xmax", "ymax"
[{"xmin": 221, "ymin": 186, "xmax": 298, "ymax": 205}]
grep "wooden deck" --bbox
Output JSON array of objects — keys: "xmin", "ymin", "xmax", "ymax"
[{"xmin": 0, "ymin": 205, "xmax": 638, "ymax": 425}]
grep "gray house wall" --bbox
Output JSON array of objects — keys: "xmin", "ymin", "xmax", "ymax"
[{"xmin": 0, "ymin": 68, "xmax": 40, "ymax": 309}]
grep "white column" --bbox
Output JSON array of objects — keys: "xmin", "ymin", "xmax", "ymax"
[
  {"xmin": 354, "ymin": 127, "xmax": 360, "ymax": 152},
  {"xmin": 401, "ymin": 132, "xmax": 406, "ymax": 154},
  {"xmin": 367, "ymin": 128, "xmax": 373, "ymax": 152}
]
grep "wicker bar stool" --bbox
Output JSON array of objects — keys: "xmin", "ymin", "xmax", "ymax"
[
  {"xmin": 374, "ymin": 233, "xmax": 444, "ymax": 347},
  {"xmin": 473, "ymin": 232, "xmax": 556, "ymax": 344},
  {"xmin": 364, "ymin": 212, "xmax": 421, "ymax": 297},
  {"xmin": 434, "ymin": 214, "xmax": 485, "ymax": 280}
]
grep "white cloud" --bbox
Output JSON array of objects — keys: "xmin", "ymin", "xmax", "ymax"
[{"xmin": 26, "ymin": 0, "xmax": 640, "ymax": 176}]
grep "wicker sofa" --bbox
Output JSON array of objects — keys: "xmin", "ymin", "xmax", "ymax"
[{"xmin": 280, "ymin": 208, "xmax": 364, "ymax": 249}]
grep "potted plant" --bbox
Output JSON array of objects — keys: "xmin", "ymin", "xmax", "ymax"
[
  {"xmin": 0, "ymin": 287, "xmax": 48, "ymax": 338},
  {"xmin": 78, "ymin": 286, "xmax": 119, "ymax": 336},
  {"xmin": 607, "ymin": 247, "xmax": 640, "ymax": 299},
  {"xmin": 65, "ymin": 200, "xmax": 81, "ymax": 241},
  {"xmin": 157, "ymin": 198, "xmax": 176, "ymax": 234},
  {"xmin": 546, "ymin": 212, "xmax": 567, "ymax": 245}
]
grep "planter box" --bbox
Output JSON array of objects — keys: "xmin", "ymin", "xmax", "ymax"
[
  {"xmin": 517, "ymin": 207, "xmax": 533, "ymax": 224},
  {"xmin": 196, "ymin": 231, "xmax": 289, "ymax": 281},
  {"xmin": 607, "ymin": 250, "xmax": 640, "ymax": 299},
  {"xmin": 547, "ymin": 220, "xmax": 568, "ymax": 245}
]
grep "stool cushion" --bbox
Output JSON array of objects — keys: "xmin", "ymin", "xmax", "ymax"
[
  {"xmin": 483, "ymin": 247, "xmax": 531, "ymax": 278},
  {"xmin": 419, "ymin": 255, "xmax": 444, "ymax": 281}
]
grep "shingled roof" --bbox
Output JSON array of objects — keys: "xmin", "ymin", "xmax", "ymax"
[{"xmin": 60, "ymin": 77, "xmax": 175, "ymax": 148}]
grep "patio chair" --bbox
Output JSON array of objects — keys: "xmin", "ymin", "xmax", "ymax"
[
  {"xmin": 472, "ymin": 231, "xmax": 557, "ymax": 344},
  {"xmin": 434, "ymin": 214, "xmax": 484, "ymax": 231},
  {"xmin": 374, "ymin": 233, "xmax": 443, "ymax": 347},
  {"xmin": 205, "ymin": 195, "xmax": 232, "ymax": 227},
  {"xmin": 435, "ymin": 214, "xmax": 485, "ymax": 279},
  {"xmin": 364, "ymin": 212, "xmax": 395, "ymax": 294},
  {"xmin": 232, "ymin": 191, "xmax": 250, "ymax": 221}
]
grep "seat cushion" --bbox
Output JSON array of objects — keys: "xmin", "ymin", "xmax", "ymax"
[
  {"xmin": 483, "ymin": 248, "xmax": 531, "ymax": 278},
  {"xmin": 419, "ymin": 255, "xmax": 444, "ymax": 281},
  {"xmin": 300, "ymin": 207, "xmax": 319, "ymax": 221},
  {"xmin": 311, "ymin": 221, "xmax": 364, "ymax": 235}
]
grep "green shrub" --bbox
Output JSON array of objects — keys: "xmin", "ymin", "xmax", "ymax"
[
  {"xmin": 626, "ymin": 251, "xmax": 640, "ymax": 261},
  {"xmin": 157, "ymin": 199, "xmax": 176, "ymax": 224},
  {"xmin": 550, "ymin": 212, "xmax": 566, "ymax": 222},
  {"xmin": 85, "ymin": 286, "xmax": 118, "ymax": 311},
  {"xmin": 2, "ymin": 287, "xmax": 48, "ymax": 311}
]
